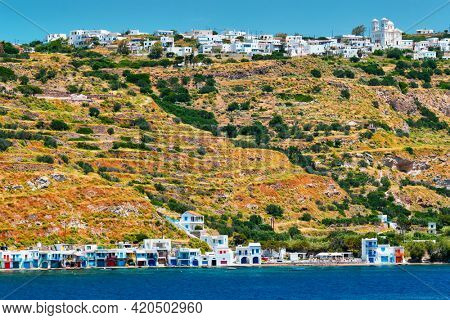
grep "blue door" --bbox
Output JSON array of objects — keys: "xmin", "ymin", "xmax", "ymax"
[{"xmin": 241, "ymin": 257, "xmax": 249, "ymax": 264}]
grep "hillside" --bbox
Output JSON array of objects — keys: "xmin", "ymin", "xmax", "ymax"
[{"xmin": 0, "ymin": 47, "xmax": 448, "ymax": 251}]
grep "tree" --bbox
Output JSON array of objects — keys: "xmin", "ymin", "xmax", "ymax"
[
  {"xmin": 266, "ymin": 204, "xmax": 284, "ymax": 218},
  {"xmin": 19, "ymin": 75, "xmax": 29, "ymax": 85},
  {"xmin": 352, "ymin": 25, "xmax": 366, "ymax": 36},
  {"xmin": 148, "ymin": 42, "xmax": 163, "ymax": 59},
  {"xmin": 117, "ymin": 40, "xmax": 130, "ymax": 55},
  {"xmin": 89, "ymin": 107, "xmax": 100, "ymax": 117},
  {"xmin": 221, "ymin": 124, "xmax": 238, "ymax": 138},
  {"xmin": 341, "ymin": 89, "xmax": 350, "ymax": 99},
  {"xmin": 310, "ymin": 69, "xmax": 322, "ymax": 78},
  {"xmin": 288, "ymin": 226, "xmax": 301, "ymax": 239},
  {"xmin": 406, "ymin": 242, "xmax": 426, "ymax": 262}
]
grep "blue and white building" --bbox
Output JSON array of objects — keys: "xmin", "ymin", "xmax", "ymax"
[
  {"xmin": 361, "ymin": 238, "xmax": 404, "ymax": 264},
  {"xmin": 235, "ymin": 243, "xmax": 262, "ymax": 265}
]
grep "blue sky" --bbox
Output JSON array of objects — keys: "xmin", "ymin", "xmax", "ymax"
[{"xmin": 1, "ymin": 0, "xmax": 449, "ymax": 43}]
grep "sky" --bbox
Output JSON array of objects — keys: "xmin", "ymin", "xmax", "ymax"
[{"xmin": 0, "ymin": 0, "xmax": 449, "ymax": 43}]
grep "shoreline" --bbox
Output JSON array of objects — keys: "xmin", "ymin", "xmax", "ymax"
[{"xmin": 0, "ymin": 262, "xmax": 448, "ymax": 273}]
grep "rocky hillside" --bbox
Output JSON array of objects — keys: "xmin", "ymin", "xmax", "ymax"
[{"xmin": 0, "ymin": 46, "xmax": 448, "ymax": 249}]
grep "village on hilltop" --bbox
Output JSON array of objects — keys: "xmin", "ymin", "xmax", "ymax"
[{"xmin": 36, "ymin": 18, "xmax": 449, "ymax": 61}]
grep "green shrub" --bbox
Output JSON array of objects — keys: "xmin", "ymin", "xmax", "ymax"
[
  {"xmin": 36, "ymin": 155, "xmax": 54, "ymax": 164},
  {"xmin": 76, "ymin": 142, "xmax": 100, "ymax": 150},
  {"xmin": 152, "ymin": 96, "xmax": 217, "ymax": 133},
  {"xmin": 358, "ymin": 63, "xmax": 385, "ymax": 76},
  {"xmin": 77, "ymin": 161, "xmax": 94, "ymax": 174},
  {"xmin": 59, "ymin": 154, "xmax": 69, "ymax": 164},
  {"xmin": 17, "ymin": 85, "xmax": 43, "ymax": 96},
  {"xmin": 310, "ymin": 69, "xmax": 322, "ymax": 78},
  {"xmin": 198, "ymin": 85, "xmax": 217, "ymax": 94},
  {"xmin": 333, "ymin": 69, "xmax": 355, "ymax": 79},
  {"xmin": 0, "ymin": 138, "xmax": 12, "ymax": 151},
  {"xmin": 131, "ymin": 117, "xmax": 151, "ymax": 131},
  {"xmin": 261, "ymin": 85, "xmax": 274, "ymax": 92},
  {"xmin": 0, "ymin": 66, "xmax": 17, "ymax": 82},
  {"xmin": 50, "ymin": 119, "xmax": 69, "ymax": 131},
  {"xmin": 76, "ymin": 127, "xmax": 94, "ymax": 134},
  {"xmin": 43, "ymin": 136, "xmax": 58, "ymax": 148},
  {"xmin": 341, "ymin": 89, "xmax": 350, "ymax": 99},
  {"xmin": 300, "ymin": 213, "xmax": 312, "ymax": 221},
  {"xmin": 88, "ymin": 107, "xmax": 100, "ymax": 117}
]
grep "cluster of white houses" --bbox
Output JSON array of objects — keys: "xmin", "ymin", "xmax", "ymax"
[
  {"xmin": 0, "ymin": 236, "xmax": 262, "ymax": 270},
  {"xmin": 43, "ymin": 18, "xmax": 449, "ymax": 60},
  {"xmin": 0, "ymin": 209, "xmax": 405, "ymax": 271}
]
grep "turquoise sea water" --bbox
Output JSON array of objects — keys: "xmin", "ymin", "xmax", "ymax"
[{"xmin": 0, "ymin": 265, "xmax": 448, "ymax": 300}]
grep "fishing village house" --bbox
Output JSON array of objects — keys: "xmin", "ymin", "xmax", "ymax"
[
  {"xmin": 172, "ymin": 248, "xmax": 201, "ymax": 266},
  {"xmin": 143, "ymin": 239, "xmax": 171, "ymax": 265},
  {"xmin": 361, "ymin": 238, "xmax": 404, "ymax": 264},
  {"xmin": 235, "ymin": 243, "xmax": 262, "ymax": 265},
  {"xmin": 200, "ymin": 235, "xmax": 235, "ymax": 267},
  {"xmin": 178, "ymin": 211, "xmax": 205, "ymax": 236}
]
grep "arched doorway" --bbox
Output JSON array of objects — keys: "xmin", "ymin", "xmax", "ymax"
[
  {"xmin": 192, "ymin": 259, "xmax": 199, "ymax": 267},
  {"xmin": 252, "ymin": 257, "xmax": 259, "ymax": 264},
  {"xmin": 211, "ymin": 259, "xmax": 217, "ymax": 267},
  {"xmin": 241, "ymin": 257, "xmax": 249, "ymax": 264}
]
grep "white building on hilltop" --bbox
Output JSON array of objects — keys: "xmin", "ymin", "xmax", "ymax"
[
  {"xmin": 45, "ymin": 33, "xmax": 67, "ymax": 43},
  {"xmin": 68, "ymin": 29, "xmax": 120, "ymax": 47},
  {"xmin": 371, "ymin": 18, "xmax": 403, "ymax": 48}
]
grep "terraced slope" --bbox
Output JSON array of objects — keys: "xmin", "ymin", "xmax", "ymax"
[{"xmin": 0, "ymin": 50, "xmax": 448, "ymax": 248}]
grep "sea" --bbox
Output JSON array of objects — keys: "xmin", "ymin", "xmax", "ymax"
[{"xmin": 0, "ymin": 265, "xmax": 448, "ymax": 300}]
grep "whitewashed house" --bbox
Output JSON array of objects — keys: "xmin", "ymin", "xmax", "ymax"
[
  {"xmin": 174, "ymin": 248, "xmax": 201, "ymax": 266},
  {"xmin": 154, "ymin": 30, "xmax": 174, "ymax": 37},
  {"xmin": 200, "ymin": 235, "xmax": 229, "ymax": 249},
  {"xmin": 185, "ymin": 29, "xmax": 214, "ymax": 39},
  {"xmin": 127, "ymin": 29, "xmax": 145, "ymax": 36},
  {"xmin": 235, "ymin": 243, "xmax": 262, "ymax": 265},
  {"xmin": 68, "ymin": 29, "xmax": 119, "ymax": 47},
  {"xmin": 413, "ymin": 50, "xmax": 437, "ymax": 60},
  {"xmin": 414, "ymin": 41, "xmax": 430, "ymax": 51},
  {"xmin": 143, "ymin": 239, "xmax": 171, "ymax": 265},
  {"xmin": 416, "ymin": 29, "xmax": 434, "ymax": 35},
  {"xmin": 160, "ymin": 36, "xmax": 174, "ymax": 48},
  {"xmin": 438, "ymin": 39, "xmax": 450, "ymax": 52},
  {"xmin": 45, "ymin": 33, "xmax": 67, "ymax": 43},
  {"xmin": 178, "ymin": 211, "xmax": 204, "ymax": 233},
  {"xmin": 166, "ymin": 46, "xmax": 193, "ymax": 57},
  {"xmin": 428, "ymin": 222, "xmax": 437, "ymax": 234},
  {"xmin": 396, "ymin": 39, "xmax": 414, "ymax": 50}
]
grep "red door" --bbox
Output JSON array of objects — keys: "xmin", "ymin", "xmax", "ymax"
[{"xmin": 4, "ymin": 262, "xmax": 11, "ymax": 269}]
